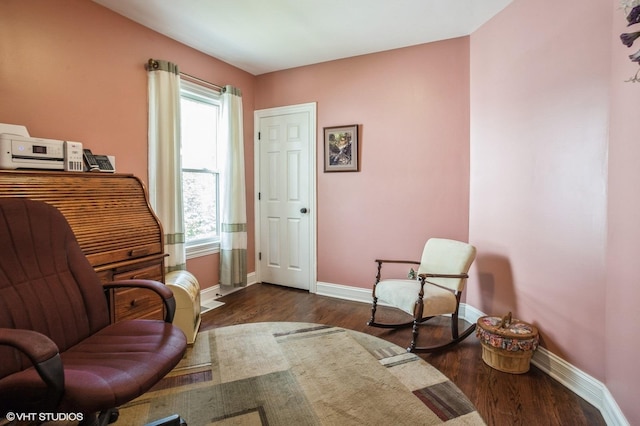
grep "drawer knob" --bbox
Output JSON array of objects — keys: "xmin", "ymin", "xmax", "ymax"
[
  {"xmin": 131, "ymin": 274, "xmax": 149, "ymax": 280},
  {"xmin": 130, "ymin": 299, "xmax": 138, "ymax": 307}
]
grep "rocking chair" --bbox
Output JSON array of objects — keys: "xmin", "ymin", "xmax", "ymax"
[{"xmin": 367, "ymin": 238, "xmax": 477, "ymax": 353}]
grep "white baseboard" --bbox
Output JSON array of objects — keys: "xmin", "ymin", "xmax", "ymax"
[
  {"xmin": 316, "ymin": 281, "xmax": 629, "ymax": 426},
  {"xmin": 530, "ymin": 347, "xmax": 628, "ymax": 426},
  {"xmin": 316, "ymin": 281, "xmax": 371, "ymax": 303}
]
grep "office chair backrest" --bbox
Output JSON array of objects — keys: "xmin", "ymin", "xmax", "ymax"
[
  {"xmin": 417, "ymin": 238, "xmax": 476, "ymax": 292},
  {"xmin": 0, "ymin": 198, "xmax": 110, "ymax": 379}
]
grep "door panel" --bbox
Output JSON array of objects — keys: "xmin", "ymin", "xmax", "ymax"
[{"xmin": 257, "ymin": 108, "xmax": 314, "ymax": 290}]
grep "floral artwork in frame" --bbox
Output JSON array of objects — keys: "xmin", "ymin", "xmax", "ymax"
[{"xmin": 324, "ymin": 124, "xmax": 359, "ymax": 172}]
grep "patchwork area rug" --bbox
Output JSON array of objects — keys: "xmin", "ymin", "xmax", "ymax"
[{"xmin": 119, "ymin": 322, "xmax": 485, "ymax": 425}]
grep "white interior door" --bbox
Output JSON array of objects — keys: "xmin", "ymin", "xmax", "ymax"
[{"xmin": 255, "ymin": 103, "xmax": 316, "ymax": 291}]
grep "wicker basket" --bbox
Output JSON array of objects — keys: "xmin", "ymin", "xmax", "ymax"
[
  {"xmin": 476, "ymin": 313, "xmax": 539, "ymax": 374},
  {"xmin": 480, "ymin": 342, "xmax": 533, "ymax": 373}
]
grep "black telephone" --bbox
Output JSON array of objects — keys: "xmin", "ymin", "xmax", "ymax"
[{"xmin": 83, "ymin": 149, "xmax": 114, "ymax": 172}]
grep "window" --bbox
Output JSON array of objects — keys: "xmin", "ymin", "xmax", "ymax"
[{"xmin": 180, "ymin": 80, "xmax": 221, "ymax": 258}]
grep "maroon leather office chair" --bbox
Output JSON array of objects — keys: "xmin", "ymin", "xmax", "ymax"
[{"xmin": 0, "ymin": 198, "xmax": 187, "ymax": 425}]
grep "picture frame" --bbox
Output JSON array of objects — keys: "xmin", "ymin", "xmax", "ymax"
[{"xmin": 324, "ymin": 124, "xmax": 359, "ymax": 172}]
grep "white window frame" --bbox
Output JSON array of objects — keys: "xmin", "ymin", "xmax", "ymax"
[{"xmin": 180, "ymin": 79, "xmax": 221, "ymax": 259}]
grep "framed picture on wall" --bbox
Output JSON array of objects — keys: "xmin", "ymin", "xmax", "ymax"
[{"xmin": 324, "ymin": 124, "xmax": 359, "ymax": 172}]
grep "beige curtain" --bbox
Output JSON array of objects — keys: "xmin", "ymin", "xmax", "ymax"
[
  {"xmin": 219, "ymin": 85, "xmax": 247, "ymax": 287},
  {"xmin": 146, "ymin": 58, "xmax": 186, "ymax": 272}
]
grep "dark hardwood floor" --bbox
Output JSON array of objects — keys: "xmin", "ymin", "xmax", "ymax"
[{"xmin": 200, "ymin": 283, "xmax": 606, "ymax": 426}]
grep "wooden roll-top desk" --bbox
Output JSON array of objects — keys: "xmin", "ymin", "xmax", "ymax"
[{"xmin": 0, "ymin": 170, "xmax": 166, "ymax": 322}]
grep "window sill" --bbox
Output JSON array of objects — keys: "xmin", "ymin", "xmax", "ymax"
[{"xmin": 186, "ymin": 241, "xmax": 220, "ymax": 259}]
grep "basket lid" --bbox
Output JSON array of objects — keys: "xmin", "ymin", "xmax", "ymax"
[
  {"xmin": 477, "ymin": 315, "xmax": 538, "ymax": 339},
  {"xmin": 476, "ymin": 315, "xmax": 539, "ymax": 352}
]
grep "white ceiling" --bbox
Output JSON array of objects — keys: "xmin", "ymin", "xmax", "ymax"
[{"xmin": 93, "ymin": 0, "xmax": 512, "ymax": 75}]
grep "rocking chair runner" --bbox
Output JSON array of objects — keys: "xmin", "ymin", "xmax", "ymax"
[{"xmin": 368, "ymin": 238, "xmax": 477, "ymax": 353}]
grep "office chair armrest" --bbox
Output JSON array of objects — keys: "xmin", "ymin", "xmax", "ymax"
[
  {"xmin": 103, "ymin": 279, "xmax": 177, "ymax": 323},
  {"xmin": 0, "ymin": 328, "xmax": 59, "ymax": 365},
  {"xmin": 0, "ymin": 328, "xmax": 64, "ymax": 409}
]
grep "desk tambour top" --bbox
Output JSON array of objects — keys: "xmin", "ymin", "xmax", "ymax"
[{"xmin": 0, "ymin": 170, "xmax": 164, "ymax": 270}]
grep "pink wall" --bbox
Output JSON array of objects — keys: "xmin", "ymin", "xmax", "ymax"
[
  {"xmin": 470, "ymin": 0, "xmax": 640, "ymax": 422},
  {"xmin": 467, "ymin": 0, "xmax": 611, "ymax": 379},
  {"xmin": 4, "ymin": 0, "xmax": 639, "ymax": 421},
  {"xmin": 469, "ymin": 0, "xmax": 611, "ymax": 378},
  {"xmin": 607, "ymin": 2, "xmax": 640, "ymax": 424},
  {"xmin": 0, "ymin": 0, "xmax": 256, "ymax": 289},
  {"xmin": 255, "ymin": 38, "xmax": 471, "ymax": 289}
]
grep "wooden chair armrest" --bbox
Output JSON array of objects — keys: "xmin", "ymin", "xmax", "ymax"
[
  {"xmin": 418, "ymin": 273, "xmax": 469, "ymax": 292},
  {"xmin": 374, "ymin": 259, "xmax": 422, "ymax": 285},
  {"xmin": 418, "ymin": 272, "xmax": 469, "ymax": 279},
  {"xmin": 375, "ymin": 259, "xmax": 420, "ymax": 265},
  {"xmin": 103, "ymin": 279, "xmax": 177, "ymax": 323}
]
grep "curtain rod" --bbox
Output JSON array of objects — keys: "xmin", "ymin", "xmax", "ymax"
[{"xmin": 179, "ymin": 72, "xmax": 224, "ymax": 92}]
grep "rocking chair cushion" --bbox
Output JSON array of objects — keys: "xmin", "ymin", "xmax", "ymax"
[
  {"xmin": 417, "ymin": 238, "xmax": 477, "ymax": 292},
  {"xmin": 375, "ymin": 279, "xmax": 457, "ymax": 317}
]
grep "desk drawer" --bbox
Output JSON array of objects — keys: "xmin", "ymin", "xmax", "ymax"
[
  {"xmin": 112, "ymin": 287, "xmax": 164, "ymax": 322},
  {"xmin": 113, "ymin": 263, "xmax": 163, "ymax": 281}
]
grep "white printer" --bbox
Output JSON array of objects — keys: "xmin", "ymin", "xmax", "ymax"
[{"xmin": 0, "ymin": 124, "xmax": 83, "ymax": 171}]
